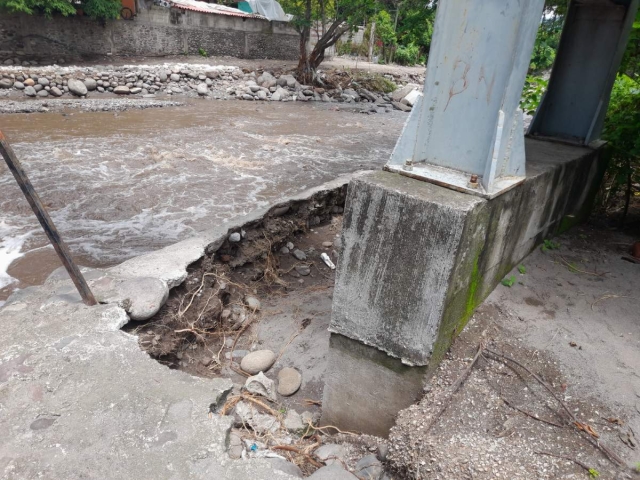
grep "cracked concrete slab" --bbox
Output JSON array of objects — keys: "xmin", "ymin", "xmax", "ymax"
[{"xmin": 0, "ymin": 173, "xmax": 362, "ymax": 479}]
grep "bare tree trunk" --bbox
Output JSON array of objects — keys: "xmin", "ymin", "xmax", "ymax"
[
  {"xmin": 368, "ymin": 21, "xmax": 376, "ymax": 62},
  {"xmin": 297, "ymin": 20, "xmax": 351, "ymax": 83}
]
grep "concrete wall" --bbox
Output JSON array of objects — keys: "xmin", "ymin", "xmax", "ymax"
[
  {"xmin": 0, "ymin": 7, "xmax": 299, "ymax": 61},
  {"xmin": 322, "ymin": 138, "xmax": 606, "ymax": 436}
]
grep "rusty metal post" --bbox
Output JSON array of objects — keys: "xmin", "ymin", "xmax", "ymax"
[{"xmin": 0, "ymin": 130, "xmax": 97, "ymax": 306}]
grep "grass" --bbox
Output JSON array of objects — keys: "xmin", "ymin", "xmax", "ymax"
[
  {"xmin": 351, "ymin": 72, "xmax": 397, "ymax": 93},
  {"xmin": 541, "ymin": 239, "xmax": 561, "ymax": 252}
]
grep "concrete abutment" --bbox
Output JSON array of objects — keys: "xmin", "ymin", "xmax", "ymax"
[{"xmin": 321, "ymin": 139, "xmax": 606, "ymax": 436}]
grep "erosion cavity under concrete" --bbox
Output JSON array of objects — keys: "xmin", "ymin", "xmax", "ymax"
[{"xmin": 0, "ymin": 173, "xmax": 360, "ymax": 479}]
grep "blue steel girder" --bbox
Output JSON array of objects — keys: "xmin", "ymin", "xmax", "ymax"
[
  {"xmin": 528, "ymin": 0, "xmax": 640, "ymax": 145},
  {"xmin": 387, "ymin": 0, "xmax": 546, "ymax": 199}
]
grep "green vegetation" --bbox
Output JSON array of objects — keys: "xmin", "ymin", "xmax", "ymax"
[
  {"xmin": 517, "ymin": 265, "xmax": 526, "ymax": 274},
  {"xmin": 541, "ymin": 239, "xmax": 561, "ymax": 252},
  {"xmin": 501, "ymin": 275, "xmax": 516, "ymax": 288},
  {"xmin": 351, "ymin": 71, "xmax": 396, "ymax": 93},
  {"xmin": 198, "ymin": 47, "xmax": 209, "ymax": 57},
  {"xmin": 588, "ymin": 468, "xmax": 600, "ymax": 478},
  {"xmin": 0, "ymin": 0, "xmax": 122, "ymax": 20},
  {"xmin": 520, "ymin": 76, "xmax": 548, "ymax": 115}
]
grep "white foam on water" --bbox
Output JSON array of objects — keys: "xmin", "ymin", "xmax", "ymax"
[{"xmin": 0, "ymin": 220, "xmax": 32, "ymax": 290}]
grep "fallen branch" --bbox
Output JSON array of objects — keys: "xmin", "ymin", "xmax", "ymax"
[
  {"xmin": 422, "ymin": 342, "xmax": 485, "ymax": 434},
  {"xmin": 557, "ymin": 256, "xmax": 607, "ymax": 277},
  {"xmin": 501, "ymin": 396, "xmax": 564, "ymax": 429},
  {"xmin": 485, "ymin": 348, "xmax": 625, "ymax": 466}
]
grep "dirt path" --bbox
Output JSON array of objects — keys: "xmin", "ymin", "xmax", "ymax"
[{"xmin": 388, "ymin": 225, "xmax": 640, "ymax": 479}]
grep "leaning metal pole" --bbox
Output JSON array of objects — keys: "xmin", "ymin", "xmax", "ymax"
[{"xmin": 0, "ymin": 130, "xmax": 97, "ymax": 306}]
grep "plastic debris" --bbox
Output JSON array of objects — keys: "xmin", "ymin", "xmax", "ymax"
[{"xmin": 321, "ymin": 252, "xmax": 336, "ymax": 270}]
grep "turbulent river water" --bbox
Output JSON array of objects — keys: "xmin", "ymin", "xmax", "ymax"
[{"xmin": 0, "ymin": 99, "xmax": 405, "ymax": 302}]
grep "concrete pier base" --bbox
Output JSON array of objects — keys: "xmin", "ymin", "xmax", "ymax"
[{"xmin": 322, "ymin": 139, "xmax": 606, "ymax": 436}]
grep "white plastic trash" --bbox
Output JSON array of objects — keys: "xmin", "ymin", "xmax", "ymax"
[{"xmin": 321, "ymin": 252, "xmax": 336, "ymax": 270}]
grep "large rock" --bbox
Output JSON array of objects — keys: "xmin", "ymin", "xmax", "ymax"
[
  {"xmin": 205, "ymin": 69, "xmax": 220, "ymax": 79},
  {"xmin": 308, "ymin": 466, "xmax": 358, "ymax": 480},
  {"xmin": 244, "ymin": 295, "xmax": 261, "ymax": 311},
  {"xmin": 266, "ymin": 458, "xmax": 303, "ymax": 478},
  {"xmin": 196, "ymin": 84, "xmax": 209, "ymax": 96},
  {"xmin": 354, "ymin": 455, "xmax": 384, "ymax": 480},
  {"xmin": 24, "ymin": 86, "xmax": 36, "ymax": 97},
  {"xmin": 0, "ymin": 78, "xmax": 12, "ymax": 89},
  {"xmin": 277, "ymin": 367, "xmax": 302, "ymax": 396},
  {"xmin": 50, "ymin": 87, "xmax": 63, "ymax": 97},
  {"xmin": 114, "ymin": 86, "xmax": 130, "ymax": 95},
  {"xmin": 234, "ymin": 401, "xmax": 279, "ymax": 434},
  {"xmin": 170, "ymin": 73, "xmax": 180, "ymax": 82},
  {"xmin": 84, "ymin": 78, "xmax": 97, "ymax": 91},
  {"xmin": 292, "ymin": 249, "xmax": 307, "ymax": 261},
  {"xmin": 240, "ymin": 350, "xmax": 276, "ymax": 374},
  {"xmin": 243, "ymin": 372, "xmax": 277, "ymax": 402},
  {"xmin": 23, "ymin": 78, "xmax": 35, "ymax": 87},
  {"xmin": 67, "ymin": 78, "xmax": 88, "ymax": 96},
  {"xmin": 37, "ymin": 77, "xmax": 50, "ymax": 86},
  {"xmin": 284, "ymin": 410, "xmax": 304, "ymax": 431},
  {"xmin": 13, "ymin": 81, "xmax": 24, "ymax": 90},
  {"xmin": 401, "ymin": 89, "xmax": 421, "ymax": 107},
  {"xmin": 391, "ymin": 83, "xmax": 419, "ymax": 102},
  {"xmin": 37, "ymin": 90, "xmax": 49, "ymax": 97},
  {"xmin": 315, "ymin": 444, "xmax": 346, "ymax": 467}
]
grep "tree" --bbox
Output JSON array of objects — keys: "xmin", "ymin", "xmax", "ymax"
[
  {"xmin": 281, "ymin": 0, "xmax": 376, "ymax": 83},
  {"xmin": 0, "ymin": 0, "xmax": 122, "ymax": 21}
]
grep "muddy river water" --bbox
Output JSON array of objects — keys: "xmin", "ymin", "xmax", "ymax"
[{"xmin": 0, "ymin": 99, "xmax": 406, "ymax": 301}]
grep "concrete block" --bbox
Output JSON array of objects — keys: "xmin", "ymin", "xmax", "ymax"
[
  {"xmin": 321, "ymin": 334, "xmax": 427, "ymax": 438},
  {"xmin": 323, "ymin": 139, "xmax": 605, "ymax": 435}
]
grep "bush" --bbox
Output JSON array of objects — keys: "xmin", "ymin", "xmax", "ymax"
[
  {"xmin": 597, "ymin": 74, "xmax": 640, "ymax": 223},
  {"xmin": 395, "ymin": 43, "xmax": 420, "ymax": 66},
  {"xmin": 520, "ymin": 76, "xmax": 548, "ymax": 115}
]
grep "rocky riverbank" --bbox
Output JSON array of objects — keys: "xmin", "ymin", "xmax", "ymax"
[{"xmin": 0, "ymin": 62, "xmax": 421, "ymax": 112}]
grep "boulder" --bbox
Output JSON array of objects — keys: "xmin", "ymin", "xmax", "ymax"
[
  {"xmin": 67, "ymin": 78, "xmax": 88, "ymax": 96},
  {"xmin": 284, "ymin": 410, "xmax": 304, "ymax": 431},
  {"xmin": 0, "ymin": 78, "xmax": 12, "ymax": 89},
  {"xmin": 240, "ymin": 350, "xmax": 276, "ymax": 374},
  {"xmin": 23, "ymin": 78, "xmax": 35, "ymax": 87},
  {"xmin": 308, "ymin": 465, "xmax": 358, "ymax": 480},
  {"xmin": 266, "ymin": 458, "xmax": 303, "ymax": 478},
  {"xmin": 391, "ymin": 83, "xmax": 419, "ymax": 102},
  {"xmin": 401, "ymin": 89, "xmax": 421, "ymax": 107},
  {"xmin": 50, "ymin": 86, "xmax": 63, "ymax": 97},
  {"xmin": 84, "ymin": 78, "xmax": 97, "ymax": 91},
  {"xmin": 37, "ymin": 77, "xmax": 49, "ymax": 86},
  {"xmin": 315, "ymin": 444, "xmax": 346, "ymax": 467},
  {"xmin": 243, "ymin": 372, "xmax": 277, "ymax": 402},
  {"xmin": 292, "ymin": 249, "xmax": 307, "ymax": 261},
  {"xmin": 24, "ymin": 86, "xmax": 36, "ymax": 97},
  {"xmin": 277, "ymin": 367, "xmax": 302, "ymax": 396},
  {"xmin": 244, "ymin": 295, "xmax": 261, "ymax": 311},
  {"xmin": 234, "ymin": 401, "xmax": 279, "ymax": 434},
  {"xmin": 36, "ymin": 90, "xmax": 49, "ymax": 97},
  {"xmin": 354, "ymin": 455, "xmax": 384, "ymax": 480},
  {"xmin": 196, "ymin": 83, "xmax": 209, "ymax": 96},
  {"xmin": 114, "ymin": 86, "xmax": 130, "ymax": 95},
  {"xmin": 205, "ymin": 69, "xmax": 220, "ymax": 79}
]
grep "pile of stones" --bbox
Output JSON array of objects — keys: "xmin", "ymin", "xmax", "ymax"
[{"xmin": 0, "ymin": 63, "xmax": 419, "ymax": 112}]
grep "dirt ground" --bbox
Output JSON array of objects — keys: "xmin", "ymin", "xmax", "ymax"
[{"xmin": 388, "ymin": 224, "xmax": 640, "ymax": 480}]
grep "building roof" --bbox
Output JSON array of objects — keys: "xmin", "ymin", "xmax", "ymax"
[{"xmin": 169, "ymin": 0, "xmax": 263, "ymax": 18}]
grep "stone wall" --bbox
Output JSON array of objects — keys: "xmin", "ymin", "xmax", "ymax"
[{"xmin": 0, "ymin": 6, "xmax": 299, "ymax": 62}]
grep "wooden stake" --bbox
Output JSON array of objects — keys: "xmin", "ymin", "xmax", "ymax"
[{"xmin": 0, "ymin": 130, "xmax": 97, "ymax": 306}]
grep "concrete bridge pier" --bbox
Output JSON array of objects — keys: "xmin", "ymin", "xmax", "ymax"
[{"xmin": 321, "ymin": 0, "xmax": 639, "ymax": 437}]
